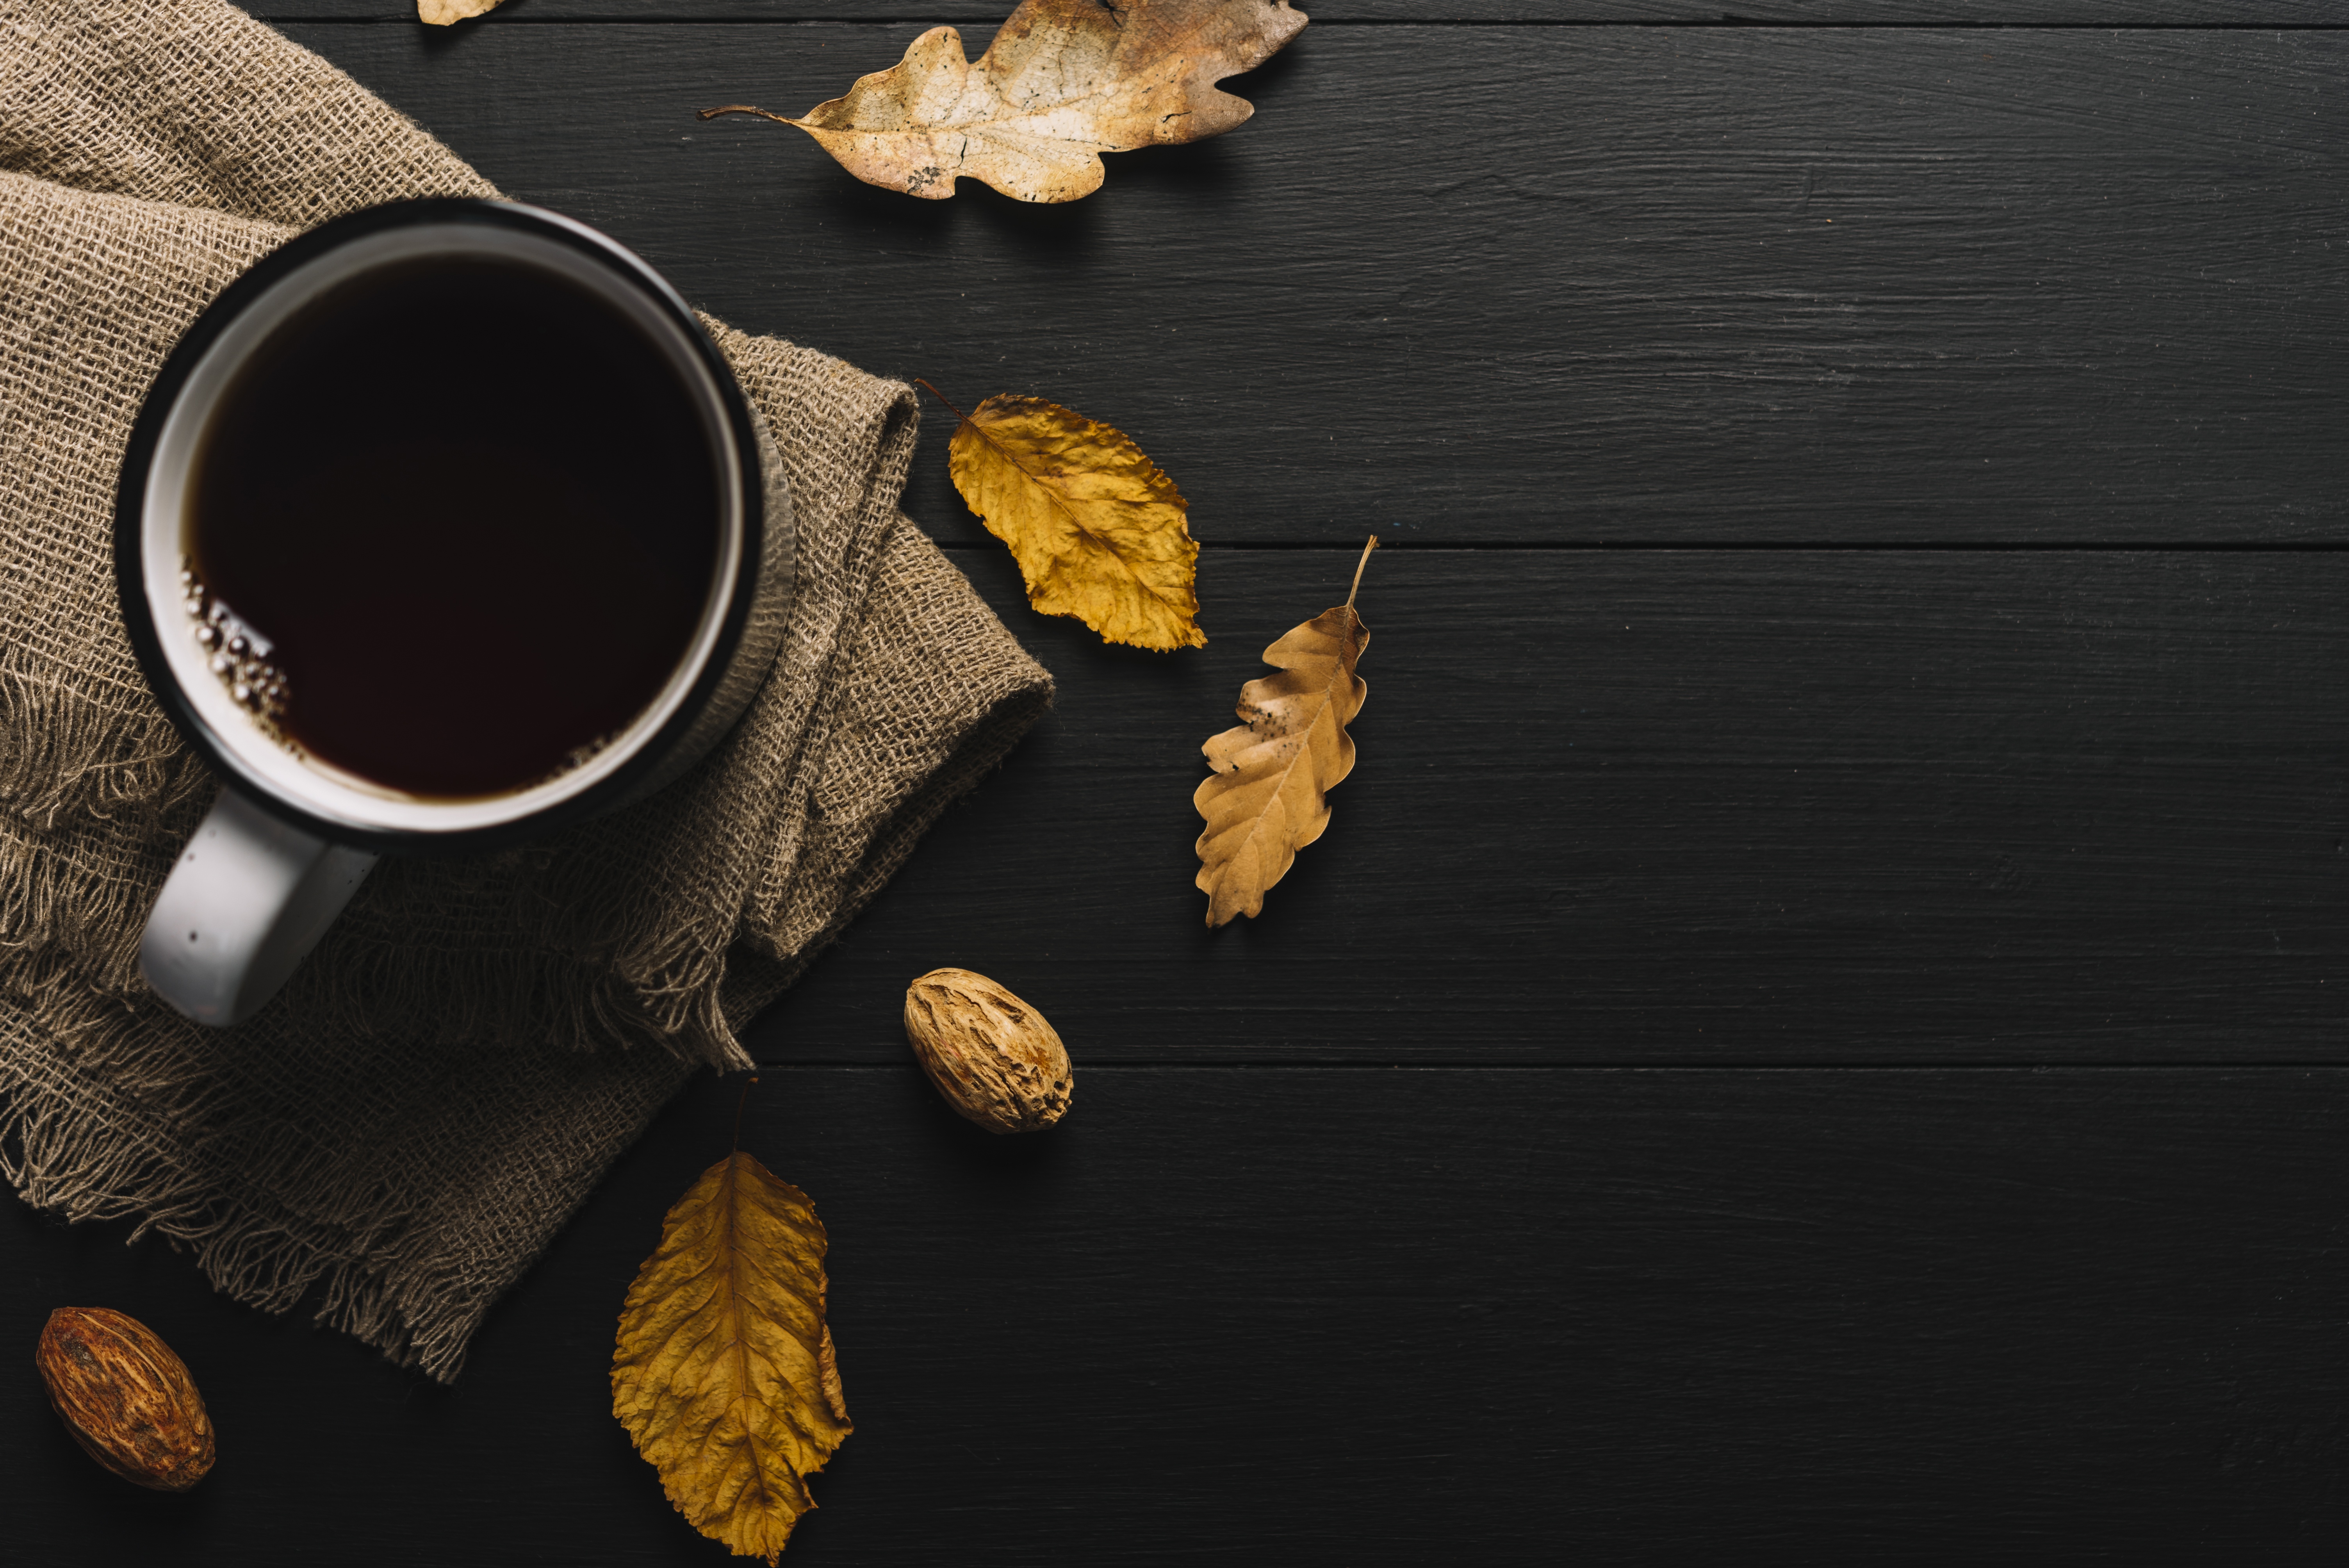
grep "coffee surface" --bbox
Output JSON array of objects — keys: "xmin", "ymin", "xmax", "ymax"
[{"xmin": 189, "ymin": 255, "xmax": 720, "ymax": 799}]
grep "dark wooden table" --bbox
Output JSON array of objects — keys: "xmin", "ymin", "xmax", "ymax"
[{"xmin": 9, "ymin": 0, "xmax": 2345, "ymax": 1559}]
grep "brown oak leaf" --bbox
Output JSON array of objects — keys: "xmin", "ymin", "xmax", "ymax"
[
  {"xmin": 1194, "ymin": 538, "xmax": 1376, "ymax": 925},
  {"xmin": 701, "ymin": 0, "xmax": 1309, "ymax": 202},
  {"xmin": 417, "ymin": 0, "xmax": 500, "ymax": 23}
]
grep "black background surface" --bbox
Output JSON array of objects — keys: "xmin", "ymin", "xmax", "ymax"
[{"xmin": 5, "ymin": 2, "xmax": 2345, "ymax": 1561}]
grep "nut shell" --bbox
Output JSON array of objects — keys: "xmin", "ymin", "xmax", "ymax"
[
  {"xmin": 904, "ymin": 968, "xmax": 1073, "ymax": 1133},
  {"xmin": 36, "ymin": 1307, "xmax": 216, "ymax": 1491}
]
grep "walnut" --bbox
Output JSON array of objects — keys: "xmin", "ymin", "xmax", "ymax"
[
  {"xmin": 35, "ymin": 1308, "xmax": 216, "ymax": 1490},
  {"xmin": 903, "ymin": 968, "xmax": 1073, "ymax": 1133}
]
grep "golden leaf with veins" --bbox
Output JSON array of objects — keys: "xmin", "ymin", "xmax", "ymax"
[
  {"xmin": 701, "ymin": 0, "xmax": 1309, "ymax": 202},
  {"xmin": 613, "ymin": 1151, "xmax": 851, "ymax": 1564},
  {"xmin": 940, "ymin": 388, "xmax": 1206, "ymax": 651},
  {"xmin": 1194, "ymin": 538, "xmax": 1376, "ymax": 925}
]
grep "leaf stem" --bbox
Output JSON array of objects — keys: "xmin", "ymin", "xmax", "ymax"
[
  {"xmin": 698, "ymin": 104, "xmax": 797, "ymax": 125},
  {"xmin": 1346, "ymin": 536, "xmax": 1379, "ymax": 608},
  {"xmin": 731, "ymin": 1074, "xmax": 759, "ymax": 1153},
  {"xmin": 914, "ymin": 378, "xmax": 975, "ymax": 428}
]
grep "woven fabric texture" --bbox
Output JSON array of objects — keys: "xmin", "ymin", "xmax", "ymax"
[{"xmin": 0, "ymin": 0, "xmax": 1051, "ymax": 1379}]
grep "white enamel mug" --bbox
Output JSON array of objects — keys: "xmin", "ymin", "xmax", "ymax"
[{"xmin": 114, "ymin": 200, "xmax": 793, "ymax": 1027}]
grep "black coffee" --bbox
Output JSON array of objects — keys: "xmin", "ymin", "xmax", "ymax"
[{"xmin": 187, "ymin": 255, "xmax": 720, "ymax": 800}]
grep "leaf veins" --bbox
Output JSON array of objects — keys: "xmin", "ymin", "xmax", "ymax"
[
  {"xmin": 613, "ymin": 1151, "xmax": 851, "ymax": 1564},
  {"xmin": 932, "ymin": 385, "xmax": 1207, "ymax": 652},
  {"xmin": 700, "ymin": 0, "xmax": 1309, "ymax": 203},
  {"xmin": 1193, "ymin": 537, "xmax": 1376, "ymax": 925}
]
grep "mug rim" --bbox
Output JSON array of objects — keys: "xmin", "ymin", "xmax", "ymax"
[{"xmin": 113, "ymin": 198, "xmax": 770, "ymax": 855}]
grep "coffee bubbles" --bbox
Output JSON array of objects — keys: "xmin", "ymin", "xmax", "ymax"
[{"xmin": 179, "ymin": 563, "xmax": 291, "ymax": 735}]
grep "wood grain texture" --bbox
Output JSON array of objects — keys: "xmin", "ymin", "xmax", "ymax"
[
  {"xmin": 278, "ymin": 21, "xmax": 2349, "ymax": 544},
  {"xmin": 252, "ymin": 2, "xmax": 2349, "ymax": 24},
  {"xmin": 740, "ymin": 546, "xmax": 2348, "ymax": 1065},
  {"xmin": 6, "ymin": 1066, "xmax": 2346, "ymax": 1561},
  {"xmin": 8, "ymin": 11, "xmax": 2342, "ymax": 1562}
]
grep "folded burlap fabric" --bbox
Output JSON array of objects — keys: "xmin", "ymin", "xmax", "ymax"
[{"xmin": 0, "ymin": 0, "xmax": 1051, "ymax": 1378}]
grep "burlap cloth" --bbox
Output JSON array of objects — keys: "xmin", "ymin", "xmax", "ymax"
[{"xmin": 0, "ymin": 0, "xmax": 1051, "ymax": 1378}]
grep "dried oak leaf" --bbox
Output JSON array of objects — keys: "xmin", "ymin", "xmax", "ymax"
[
  {"xmin": 417, "ymin": 0, "xmax": 500, "ymax": 23},
  {"xmin": 702, "ymin": 0, "xmax": 1309, "ymax": 202},
  {"xmin": 613, "ymin": 1151, "xmax": 851, "ymax": 1564},
  {"xmin": 939, "ymin": 388, "xmax": 1205, "ymax": 651},
  {"xmin": 1194, "ymin": 538, "xmax": 1376, "ymax": 925}
]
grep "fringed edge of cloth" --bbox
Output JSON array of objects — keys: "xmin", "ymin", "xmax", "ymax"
[
  {"xmin": 0, "ymin": 664, "xmax": 214, "ymax": 833},
  {"xmin": 0, "ymin": 983, "xmax": 690, "ymax": 1382}
]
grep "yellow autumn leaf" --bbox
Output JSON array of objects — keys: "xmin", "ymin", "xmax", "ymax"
[
  {"xmin": 613, "ymin": 1151, "xmax": 851, "ymax": 1564},
  {"xmin": 935, "ymin": 388, "xmax": 1206, "ymax": 651},
  {"xmin": 1194, "ymin": 538, "xmax": 1376, "ymax": 925},
  {"xmin": 700, "ymin": 0, "xmax": 1309, "ymax": 203}
]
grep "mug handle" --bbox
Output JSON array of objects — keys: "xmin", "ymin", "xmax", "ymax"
[{"xmin": 139, "ymin": 790, "xmax": 378, "ymax": 1027}]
